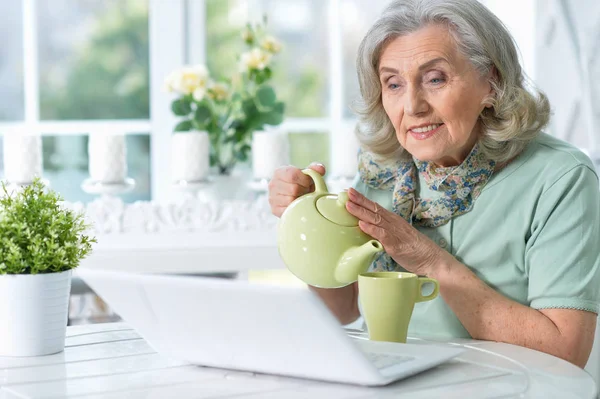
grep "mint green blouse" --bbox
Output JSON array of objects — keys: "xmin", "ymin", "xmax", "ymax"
[{"xmin": 353, "ymin": 133, "xmax": 600, "ymax": 338}]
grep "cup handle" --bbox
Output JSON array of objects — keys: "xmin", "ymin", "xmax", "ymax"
[{"xmin": 416, "ymin": 278, "xmax": 439, "ymax": 302}]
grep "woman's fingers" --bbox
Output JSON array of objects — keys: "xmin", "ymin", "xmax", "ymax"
[
  {"xmin": 278, "ymin": 166, "xmax": 314, "ymax": 189},
  {"xmin": 269, "ymin": 179, "xmax": 312, "ymax": 198},
  {"xmin": 306, "ymin": 162, "xmax": 326, "ymax": 176},
  {"xmin": 268, "ymin": 163, "xmax": 327, "ymax": 217},
  {"xmin": 269, "ymin": 193, "xmax": 298, "ymax": 208},
  {"xmin": 347, "ymin": 188, "xmax": 379, "ymax": 213},
  {"xmin": 358, "ymin": 220, "xmax": 387, "ymax": 242},
  {"xmin": 346, "ymin": 188, "xmax": 386, "ymax": 226}
]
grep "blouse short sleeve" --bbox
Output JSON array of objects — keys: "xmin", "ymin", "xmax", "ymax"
[{"xmin": 525, "ymin": 165, "xmax": 600, "ymax": 313}]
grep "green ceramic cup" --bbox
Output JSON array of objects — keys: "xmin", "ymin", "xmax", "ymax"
[{"xmin": 358, "ymin": 272, "xmax": 439, "ymax": 343}]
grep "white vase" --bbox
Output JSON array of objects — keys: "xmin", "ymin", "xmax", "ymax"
[
  {"xmin": 0, "ymin": 270, "xmax": 72, "ymax": 356},
  {"xmin": 171, "ymin": 131, "xmax": 210, "ymax": 182},
  {"xmin": 88, "ymin": 134, "xmax": 127, "ymax": 183},
  {"xmin": 331, "ymin": 129, "xmax": 360, "ymax": 179},
  {"xmin": 3, "ymin": 133, "xmax": 42, "ymax": 184},
  {"xmin": 251, "ymin": 129, "xmax": 289, "ymax": 180}
]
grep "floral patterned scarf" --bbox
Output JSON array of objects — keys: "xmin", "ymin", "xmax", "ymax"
[{"xmin": 358, "ymin": 144, "xmax": 496, "ymax": 271}]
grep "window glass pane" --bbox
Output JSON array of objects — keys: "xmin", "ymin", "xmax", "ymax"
[
  {"xmin": 39, "ymin": 134, "xmax": 151, "ymax": 203},
  {"xmin": 289, "ymin": 133, "xmax": 330, "ymax": 168},
  {"xmin": 206, "ymin": 0, "xmax": 329, "ymax": 117},
  {"xmin": 37, "ymin": 0, "xmax": 150, "ymax": 120},
  {"xmin": 0, "ymin": 1, "xmax": 24, "ymax": 121},
  {"xmin": 342, "ymin": 0, "xmax": 390, "ymax": 118}
]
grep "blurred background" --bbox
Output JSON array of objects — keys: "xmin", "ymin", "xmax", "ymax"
[{"xmin": 0, "ymin": 0, "xmax": 597, "ymax": 203}]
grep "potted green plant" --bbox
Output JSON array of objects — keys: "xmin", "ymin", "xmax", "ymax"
[
  {"xmin": 0, "ymin": 178, "xmax": 96, "ymax": 356},
  {"xmin": 164, "ymin": 17, "xmax": 286, "ymax": 179}
]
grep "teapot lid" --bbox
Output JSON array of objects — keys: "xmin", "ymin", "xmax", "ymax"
[{"xmin": 315, "ymin": 191, "xmax": 359, "ymax": 227}]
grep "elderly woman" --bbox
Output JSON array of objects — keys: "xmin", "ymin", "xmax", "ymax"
[{"xmin": 268, "ymin": 0, "xmax": 599, "ymax": 368}]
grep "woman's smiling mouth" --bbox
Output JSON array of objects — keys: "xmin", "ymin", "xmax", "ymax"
[{"xmin": 409, "ymin": 123, "xmax": 444, "ymax": 140}]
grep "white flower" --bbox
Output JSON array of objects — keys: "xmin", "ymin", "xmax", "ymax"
[
  {"xmin": 164, "ymin": 64, "xmax": 210, "ymax": 95},
  {"xmin": 208, "ymin": 82, "xmax": 229, "ymax": 101},
  {"xmin": 261, "ymin": 35, "xmax": 282, "ymax": 54},
  {"xmin": 240, "ymin": 48, "xmax": 272, "ymax": 71},
  {"xmin": 163, "ymin": 70, "xmax": 179, "ymax": 93},
  {"xmin": 193, "ymin": 86, "xmax": 207, "ymax": 102}
]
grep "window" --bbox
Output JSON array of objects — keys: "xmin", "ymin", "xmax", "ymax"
[
  {"xmin": 341, "ymin": 0, "xmax": 390, "ymax": 118},
  {"xmin": 0, "ymin": 0, "xmax": 151, "ymax": 203},
  {"xmin": 0, "ymin": 2, "xmax": 25, "ymax": 122}
]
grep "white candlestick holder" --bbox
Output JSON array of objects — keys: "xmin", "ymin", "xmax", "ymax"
[
  {"xmin": 83, "ymin": 133, "xmax": 135, "ymax": 196},
  {"xmin": 81, "ymin": 178, "xmax": 136, "ymax": 196},
  {"xmin": 171, "ymin": 177, "xmax": 213, "ymax": 195},
  {"xmin": 330, "ymin": 127, "xmax": 360, "ymax": 179},
  {"xmin": 3, "ymin": 133, "xmax": 43, "ymax": 185},
  {"xmin": 249, "ymin": 128, "xmax": 289, "ymax": 193},
  {"xmin": 87, "ymin": 134, "xmax": 128, "ymax": 184},
  {"xmin": 171, "ymin": 131, "xmax": 210, "ymax": 184}
]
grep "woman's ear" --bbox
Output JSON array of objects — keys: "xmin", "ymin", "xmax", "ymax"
[{"xmin": 483, "ymin": 66, "xmax": 499, "ymax": 109}]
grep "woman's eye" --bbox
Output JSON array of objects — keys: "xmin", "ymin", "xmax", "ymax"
[
  {"xmin": 426, "ymin": 74, "xmax": 446, "ymax": 85},
  {"xmin": 388, "ymin": 83, "xmax": 400, "ymax": 90}
]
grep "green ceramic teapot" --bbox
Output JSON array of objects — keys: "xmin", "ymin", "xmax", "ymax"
[{"xmin": 277, "ymin": 169, "xmax": 384, "ymax": 288}]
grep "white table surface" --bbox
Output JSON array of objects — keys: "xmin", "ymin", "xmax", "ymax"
[{"xmin": 0, "ymin": 322, "xmax": 595, "ymax": 399}]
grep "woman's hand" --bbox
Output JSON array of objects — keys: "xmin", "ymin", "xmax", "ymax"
[
  {"xmin": 345, "ymin": 187, "xmax": 449, "ymax": 276},
  {"xmin": 268, "ymin": 163, "xmax": 326, "ymax": 218}
]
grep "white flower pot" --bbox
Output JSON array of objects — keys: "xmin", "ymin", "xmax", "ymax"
[
  {"xmin": 251, "ymin": 129, "xmax": 289, "ymax": 180},
  {"xmin": 0, "ymin": 270, "xmax": 72, "ymax": 357},
  {"xmin": 171, "ymin": 131, "xmax": 210, "ymax": 182},
  {"xmin": 3, "ymin": 133, "xmax": 42, "ymax": 184},
  {"xmin": 88, "ymin": 134, "xmax": 127, "ymax": 183}
]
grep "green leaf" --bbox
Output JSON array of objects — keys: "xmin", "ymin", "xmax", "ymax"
[
  {"xmin": 174, "ymin": 120, "xmax": 193, "ymax": 132},
  {"xmin": 194, "ymin": 104, "xmax": 212, "ymax": 124},
  {"xmin": 263, "ymin": 67, "xmax": 272, "ymax": 81},
  {"xmin": 231, "ymin": 92, "xmax": 242, "ymax": 103},
  {"xmin": 171, "ymin": 98, "xmax": 191, "ymax": 116},
  {"xmin": 234, "ymin": 144, "xmax": 252, "ymax": 161},
  {"xmin": 242, "ymin": 99, "xmax": 258, "ymax": 117},
  {"xmin": 256, "ymin": 85, "xmax": 276, "ymax": 108},
  {"xmin": 229, "ymin": 119, "xmax": 244, "ymax": 130},
  {"xmin": 233, "ymin": 128, "xmax": 247, "ymax": 142},
  {"xmin": 255, "ymin": 72, "xmax": 267, "ymax": 85},
  {"xmin": 258, "ymin": 102, "xmax": 285, "ymax": 126},
  {"xmin": 273, "ymin": 101, "xmax": 285, "ymax": 114},
  {"xmin": 209, "ymin": 153, "xmax": 217, "ymax": 167}
]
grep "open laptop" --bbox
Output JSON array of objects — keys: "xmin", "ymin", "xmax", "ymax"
[{"xmin": 77, "ymin": 268, "xmax": 464, "ymax": 386}]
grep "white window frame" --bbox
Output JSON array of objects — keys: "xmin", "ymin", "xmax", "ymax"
[
  {"xmin": 0, "ymin": 0, "xmax": 164, "ymax": 199},
  {"xmin": 0, "ymin": 0, "xmax": 363, "ymax": 204}
]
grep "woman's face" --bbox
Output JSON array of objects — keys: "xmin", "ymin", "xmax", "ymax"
[{"xmin": 379, "ymin": 24, "xmax": 493, "ymax": 167}]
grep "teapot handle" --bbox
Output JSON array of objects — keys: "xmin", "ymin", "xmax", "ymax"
[{"xmin": 302, "ymin": 168, "xmax": 328, "ymax": 194}]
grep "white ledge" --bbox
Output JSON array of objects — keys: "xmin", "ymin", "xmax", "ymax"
[
  {"xmin": 65, "ymin": 195, "xmax": 278, "ymax": 236},
  {"xmin": 66, "ymin": 195, "xmax": 283, "ymax": 273}
]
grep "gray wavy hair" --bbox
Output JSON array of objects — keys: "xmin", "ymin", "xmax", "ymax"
[{"xmin": 353, "ymin": 0, "xmax": 550, "ymax": 163}]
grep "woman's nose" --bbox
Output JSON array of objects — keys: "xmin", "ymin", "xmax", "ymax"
[{"xmin": 404, "ymin": 86, "xmax": 429, "ymax": 116}]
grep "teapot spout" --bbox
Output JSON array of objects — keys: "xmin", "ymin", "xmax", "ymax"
[{"xmin": 334, "ymin": 240, "xmax": 384, "ymax": 285}]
